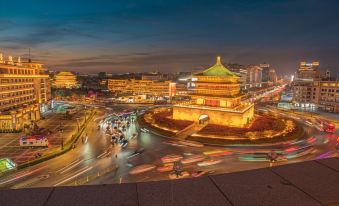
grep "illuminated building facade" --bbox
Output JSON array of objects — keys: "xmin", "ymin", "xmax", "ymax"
[
  {"xmin": 292, "ymin": 61, "xmax": 319, "ymax": 110},
  {"xmin": 52, "ymin": 72, "xmax": 78, "ymax": 89},
  {"xmin": 292, "ymin": 61, "xmax": 338, "ymax": 112},
  {"xmin": 173, "ymin": 56, "xmax": 254, "ymax": 127},
  {"xmin": 0, "ymin": 53, "xmax": 51, "ymax": 131},
  {"xmin": 314, "ymin": 81, "xmax": 339, "ymax": 113},
  {"xmin": 107, "ymin": 79, "xmax": 174, "ymax": 97}
]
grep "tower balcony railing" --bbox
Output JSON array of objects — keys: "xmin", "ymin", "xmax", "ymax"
[{"xmin": 174, "ymin": 102, "xmax": 253, "ymax": 113}]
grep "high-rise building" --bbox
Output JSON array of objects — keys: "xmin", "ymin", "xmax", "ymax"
[
  {"xmin": 0, "ymin": 53, "xmax": 51, "ymax": 131},
  {"xmin": 292, "ymin": 61, "xmax": 320, "ymax": 110},
  {"xmin": 296, "ymin": 61, "xmax": 319, "ymax": 79},
  {"xmin": 260, "ymin": 64, "xmax": 270, "ymax": 83},
  {"xmin": 268, "ymin": 68, "xmax": 278, "ymax": 83},
  {"xmin": 247, "ymin": 65, "xmax": 262, "ymax": 88},
  {"xmin": 228, "ymin": 64, "xmax": 248, "ymax": 89}
]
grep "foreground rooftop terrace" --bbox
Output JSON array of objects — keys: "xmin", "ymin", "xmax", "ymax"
[{"xmin": 0, "ymin": 157, "xmax": 338, "ymax": 206}]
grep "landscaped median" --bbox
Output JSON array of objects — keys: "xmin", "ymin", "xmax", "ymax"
[
  {"xmin": 17, "ymin": 109, "xmax": 96, "ymax": 170},
  {"xmin": 187, "ymin": 116, "xmax": 305, "ymax": 145}
]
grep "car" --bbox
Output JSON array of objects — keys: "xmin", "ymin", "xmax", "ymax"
[
  {"xmin": 157, "ymin": 164, "xmax": 174, "ymax": 172},
  {"xmin": 131, "ymin": 133, "xmax": 138, "ymax": 139},
  {"xmin": 191, "ymin": 170, "xmax": 215, "ymax": 178},
  {"xmin": 163, "ymin": 140, "xmax": 185, "ymax": 147},
  {"xmin": 161, "ymin": 154, "xmax": 183, "ymax": 163},
  {"xmin": 181, "ymin": 155, "xmax": 206, "ymax": 164},
  {"xmin": 197, "ymin": 159, "xmax": 222, "ymax": 167},
  {"xmin": 120, "ymin": 139, "xmax": 129, "ymax": 148},
  {"xmin": 178, "ymin": 140, "xmax": 204, "ymax": 147},
  {"xmin": 140, "ymin": 128, "xmax": 149, "ymax": 133},
  {"xmin": 129, "ymin": 164, "xmax": 156, "ymax": 175},
  {"xmin": 203, "ymin": 150, "xmax": 233, "ymax": 157},
  {"xmin": 168, "ymin": 171, "xmax": 190, "ymax": 179}
]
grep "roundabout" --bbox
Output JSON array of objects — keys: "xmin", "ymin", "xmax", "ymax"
[
  {"xmin": 138, "ymin": 107, "xmax": 305, "ymax": 146},
  {"xmin": 1, "ymin": 104, "xmax": 337, "ymax": 188}
]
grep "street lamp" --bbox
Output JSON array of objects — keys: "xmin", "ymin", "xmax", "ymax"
[
  {"xmin": 76, "ymin": 117, "xmax": 80, "ymax": 131},
  {"xmin": 58, "ymin": 122, "xmax": 64, "ymax": 150},
  {"xmin": 267, "ymin": 150, "xmax": 278, "ymax": 167}
]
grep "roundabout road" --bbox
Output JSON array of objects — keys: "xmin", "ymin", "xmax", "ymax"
[{"xmin": 1, "ymin": 104, "xmax": 338, "ymax": 188}]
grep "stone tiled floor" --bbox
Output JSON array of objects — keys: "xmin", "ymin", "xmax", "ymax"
[{"xmin": 0, "ymin": 157, "xmax": 338, "ymax": 206}]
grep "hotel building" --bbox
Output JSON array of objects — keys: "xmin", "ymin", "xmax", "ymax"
[{"xmin": 0, "ymin": 53, "xmax": 51, "ymax": 132}]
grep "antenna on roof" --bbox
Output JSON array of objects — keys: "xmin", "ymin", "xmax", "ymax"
[{"xmin": 28, "ymin": 48, "xmax": 32, "ymax": 63}]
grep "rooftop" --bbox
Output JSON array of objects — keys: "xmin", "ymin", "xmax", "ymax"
[
  {"xmin": 2, "ymin": 157, "xmax": 337, "ymax": 206},
  {"xmin": 201, "ymin": 56, "xmax": 238, "ymax": 77}
]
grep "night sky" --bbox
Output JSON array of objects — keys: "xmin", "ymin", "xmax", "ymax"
[{"xmin": 1, "ymin": 0, "xmax": 339, "ymax": 75}]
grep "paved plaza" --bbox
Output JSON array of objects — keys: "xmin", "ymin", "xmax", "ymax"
[{"xmin": 0, "ymin": 110, "xmax": 87, "ymax": 165}]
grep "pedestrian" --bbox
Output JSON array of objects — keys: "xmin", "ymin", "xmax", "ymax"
[{"xmin": 115, "ymin": 154, "xmax": 118, "ymax": 159}]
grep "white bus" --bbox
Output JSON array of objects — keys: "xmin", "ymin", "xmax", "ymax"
[{"xmin": 20, "ymin": 135, "xmax": 49, "ymax": 147}]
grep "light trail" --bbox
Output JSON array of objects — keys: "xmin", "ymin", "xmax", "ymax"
[{"xmin": 54, "ymin": 166, "xmax": 93, "ymax": 186}]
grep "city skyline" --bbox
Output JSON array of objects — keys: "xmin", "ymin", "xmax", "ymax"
[
  {"xmin": 0, "ymin": 0, "xmax": 338, "ymax": 201},
  {"xmin": 1, "ymin": 0, "xmax": 339, "ymax": 75}
]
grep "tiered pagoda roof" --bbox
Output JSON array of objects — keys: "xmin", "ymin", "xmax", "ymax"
[{"xmin": 200, "ymin": 56, "xmax": 238, "ymax": 77}]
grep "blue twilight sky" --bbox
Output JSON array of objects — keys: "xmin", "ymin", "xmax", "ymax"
[{"xmin": 0, "ymin": 0, "xmax": 339, "ymax": 75}]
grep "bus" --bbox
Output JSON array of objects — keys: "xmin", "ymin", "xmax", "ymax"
[
  {"xmin": 323, "ymin": 121, "xmax": 335, "ymax": 133},
  {"xmin": 20, "ymin": 135, "xmax": 49, "ymax": 147}
]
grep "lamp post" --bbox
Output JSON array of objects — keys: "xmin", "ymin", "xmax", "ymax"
[
  {"xmin": 83, "ymin": 108, "xmax": 87, "ymax": 122},
  {"xmin": 59, "ymin": 129, "xmax": 64, "ymax": 150},
  {"xmin": 267, "ymin": 150, "xmax": 278, "ymax": 167},
  {"xmin": 76, "ymin": 117, "xmax": 80, "ymax": 131}
]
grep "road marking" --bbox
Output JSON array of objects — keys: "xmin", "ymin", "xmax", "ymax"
[
  {"xmin": 11, "ymin": 174, "xmax": 50, "ymax": 189},
  {"xmin": 56, "ymin": 159, "xmax": 83, "ymax": 174},
  {"xmin": 97, "ymin": 151, "xmax": 109, "ymax": 159},
  {"xmin": 59, "ymin": 159, "xmax": 85, "ymax": 174},
  {"xmin": 0, "ymin": 166, "xmax": 47, "ymax": 186},
  {"xmin": 140, "ymin": 176, "xmax": 150, "ymax": 181},
  {"xmin": 54, "ymin": 166, "xmax": 93, "ymax": 186},
  {"xmin": 0, "ymin": 138, "xmax": 18, "ymax": 150}
]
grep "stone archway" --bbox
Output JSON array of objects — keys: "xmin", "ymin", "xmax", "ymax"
[{"xmin": 198, "ymin": 114, "xmax": 209, "ymax": 124}]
